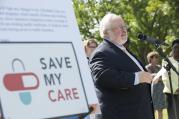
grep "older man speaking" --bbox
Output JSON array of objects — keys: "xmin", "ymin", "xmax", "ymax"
[{"xmin": 89, "ymin": 13, "xmax": 154, "ymax": 119}]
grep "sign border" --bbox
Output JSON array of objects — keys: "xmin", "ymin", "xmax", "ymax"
[{"xmin": 0, "ymin": 41, "xmax": 90, "ymax": 119}]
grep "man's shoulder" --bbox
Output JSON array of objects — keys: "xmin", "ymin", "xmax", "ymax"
[{"xmin": 93, "ymin": 41, "xmax": 111, "ymax": 54}]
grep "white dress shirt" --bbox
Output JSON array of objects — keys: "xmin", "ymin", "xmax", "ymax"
[{"xmin": 107, "ymin": 39, "xmax": 144, "ymax": 85}]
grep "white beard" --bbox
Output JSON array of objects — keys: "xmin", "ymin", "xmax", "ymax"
[{"xmin": 119, "ymin": 36, "xmax": 128, "ymax": 45}]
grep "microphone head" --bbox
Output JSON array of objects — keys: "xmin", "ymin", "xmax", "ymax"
[
  {"xmin": 138, "ymin": 33, "xmax": 169, "ymax": 46},
  {"xmin": 138, "ymin": 34, "xmax": 147, "ymax": 41}
]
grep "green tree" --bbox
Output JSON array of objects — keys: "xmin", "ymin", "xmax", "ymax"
[{"xmin": 73, "ymin": 0, "xmax": 179, "ymax": 64}]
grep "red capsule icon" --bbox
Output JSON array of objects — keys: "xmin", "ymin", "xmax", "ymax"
[{"xmin": 3, "ymin": 72, "xmax": 39, "ymax": 91}]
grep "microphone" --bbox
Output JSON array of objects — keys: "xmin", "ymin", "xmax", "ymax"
[{"xmin": 138, "ymin": 34, "xmax": 169, "ymax": 46}]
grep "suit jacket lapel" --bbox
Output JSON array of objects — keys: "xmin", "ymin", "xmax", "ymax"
[
  {"xmin": 126, "ymin": 48, "xmax": 147, "ymax": 71},
  {"xmin": 104, "ymin": 39, "xmax": 146, "ymax": 71}
]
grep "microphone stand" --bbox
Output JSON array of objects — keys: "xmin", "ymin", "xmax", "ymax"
[{"xmin": 155, "ymin": 44, "xmax": 179, "ymax": 119}]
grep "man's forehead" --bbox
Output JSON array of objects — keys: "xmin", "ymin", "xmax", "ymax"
[{"xmin": 112, "ymin": 18, "xmax": 124, "ymax": 25}]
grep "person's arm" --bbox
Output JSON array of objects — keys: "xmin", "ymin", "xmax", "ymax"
[
  {"xmin": 90, "ymin": 51, "xmax": 135, "ymax": 90},
  {"xmin": 90, "ymin": 52, "xmax": 152, "ymax": 90},
  {"xmin": 161, "ymin": 60, "xmax": 170, "ymax": 89}
]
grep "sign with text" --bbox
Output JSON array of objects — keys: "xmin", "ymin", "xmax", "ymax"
[
  {"xmin": 0, "ymin": 42, "xmax": 89, "ymax": 119},
  {"xmin": 0, "ymin": 0, "xmax": 99, "ymax": 118}
]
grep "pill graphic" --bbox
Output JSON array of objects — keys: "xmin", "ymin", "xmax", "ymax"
[
  {"xmin": 19, "ymin": 92, "xmax": 32, "ymax": 105},
  {"xmin": 3, "ymin": 73, "xmax": 39, "ymax": 91},
  {"xmin": 3, "ymin": 72, "xmax": 39, "ymax": 105}
]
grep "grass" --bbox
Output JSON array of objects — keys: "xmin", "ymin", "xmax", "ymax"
[{"xmin": 155, "ymin": 109, "xmax": 168, "ymax": 119}]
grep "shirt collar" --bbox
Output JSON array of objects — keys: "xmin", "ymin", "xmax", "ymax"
[{"xmin": 105, "ymin": 38, "xmax": 126, "ymax": 51}]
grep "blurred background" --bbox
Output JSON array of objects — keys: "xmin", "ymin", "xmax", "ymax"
[{"xmin": 73, "ymin": 0, "xmax": 179, "ymax": 66}]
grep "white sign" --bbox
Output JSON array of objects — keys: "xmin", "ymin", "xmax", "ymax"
[
  {"xmin": 0, "ymin": 42, "xmax": 89, "ymax": 119},
  {"xmin": 0, "ymin": 0, "xmax": 98, "ymax": 118}
]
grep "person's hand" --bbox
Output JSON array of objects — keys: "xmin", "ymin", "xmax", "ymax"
[
  {"xmin": 138, "ymin": 71, "xmax": 153, "ymax": 84},
  {"xmin": 152, "ymin": 73, "xmax": 159, "ymax": 84},
  {"xmin": 78, "ymin": 104, "xmax": 100, "ymax": 119},
  {"xmin": 152, "ymin": 77, "xmax": 160, "ymax": 84},
  {"xmin": 89, "ymin": 104, "xmax": 98, "ymax": 114}
]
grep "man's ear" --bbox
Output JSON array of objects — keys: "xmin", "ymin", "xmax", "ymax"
[{"xmin": 103, "ymin": 30, "xmax": 107, "ymax": 36}]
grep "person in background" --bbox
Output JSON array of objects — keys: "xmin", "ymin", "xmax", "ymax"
[
  {"xmin": 89, "ymin": 13, "xmax": 154, "ymax": 119},
  {"xmin": 162, "ymin": 39, "xmax": 179, "ymax": 119},
  {"xmin": 146, "ymin": 51, "xmax": 166, "ymax": 119},
  {"xmin": 84, "ymin": 39, "xmax": 99, "ymax": 119},
  {"xmin": 61, "ymin": 40, "xmax": 99, "ymax": 119},
  {"xmin": 84, "ymin": 39, "xmax": 98, "ymax": 60}
]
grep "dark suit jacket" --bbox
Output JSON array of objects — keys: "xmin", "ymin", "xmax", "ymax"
[{"xmin": 89, "ymin": 39, "xmax": 154, "ymax": 119}]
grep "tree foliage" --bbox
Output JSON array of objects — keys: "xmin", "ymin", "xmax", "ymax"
[{"xmin": 73, "ymin": 0, "xmax": 179, "ymax": 64}]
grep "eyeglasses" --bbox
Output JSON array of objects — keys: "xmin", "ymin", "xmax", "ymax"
[
  {"xmin": 118, "ymin": 25, "xmax": 128, "ymax": 30},
  {"xmin": 110, "ymin": 24, "xmax": 128, "ymax": 31}
]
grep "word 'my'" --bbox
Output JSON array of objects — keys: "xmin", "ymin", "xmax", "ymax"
[{"xmin": 40, "ymin": 57, "xmax": 72, "ymax": 86}]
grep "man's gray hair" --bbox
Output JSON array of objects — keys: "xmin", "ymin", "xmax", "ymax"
[{"xmin": 99, "ymin": 13, "xmax": 122, "ymax": 38}]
